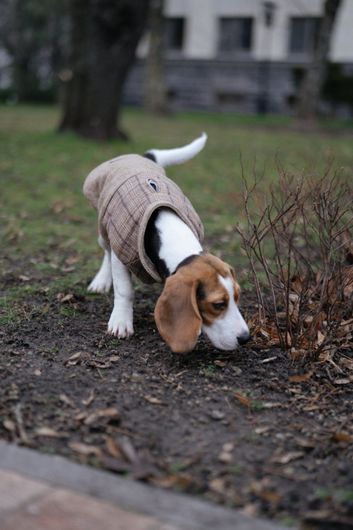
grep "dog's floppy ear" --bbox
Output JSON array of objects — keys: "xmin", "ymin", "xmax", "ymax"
[{"xmin": 154, "ymin": 274, "xmax": 201, "ymax": 353}]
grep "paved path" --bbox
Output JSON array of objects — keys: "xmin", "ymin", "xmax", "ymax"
[{"xmin": 0, "ymin": 442, "xmax": 291, "ymax": 530}]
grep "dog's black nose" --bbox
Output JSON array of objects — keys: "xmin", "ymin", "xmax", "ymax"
[{"xmin": 237, "ymin": 333, "xmax": 251, "ymax": 345}]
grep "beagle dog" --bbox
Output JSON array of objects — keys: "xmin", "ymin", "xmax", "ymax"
[{"xmin": 84, "ymin": 134, "xmax": 250, "ymax": 353}]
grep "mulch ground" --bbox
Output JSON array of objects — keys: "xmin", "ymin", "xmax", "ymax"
[{"xmin": 1, "ymin": 258, "xmax": 352, "ymax": 530}]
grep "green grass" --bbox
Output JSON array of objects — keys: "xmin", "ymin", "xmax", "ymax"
[
  {"xmin": 315, "ymin": 487, "xmax": 353, "ymax": 504},
  {"xmin": 1, "ymin": 103, "xmax": 353, "ymax": 299}
]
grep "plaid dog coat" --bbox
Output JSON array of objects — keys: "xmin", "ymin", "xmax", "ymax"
[{"xmin": 83, "ymin": 154, "xmax": 204, "ymax": 283}]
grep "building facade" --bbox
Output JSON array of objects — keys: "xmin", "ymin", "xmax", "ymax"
[{"xmin": 124, "ymin": 0, "xmax": 353, "ymax": 115}]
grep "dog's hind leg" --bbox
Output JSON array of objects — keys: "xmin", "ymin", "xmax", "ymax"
[
  {"xmin": 88, "ymin": 236, "xmax": 112, "ymax": 293},
  {"xmin": 108, "ymin": 252, "xmax": 134, "ymax": 338}
]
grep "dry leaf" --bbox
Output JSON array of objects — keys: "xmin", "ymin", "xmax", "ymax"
[
  {"xmin": 262, "ymin": 402, "xmax": 282, "ymax": 409},
  {"xmin": 35, "ymin": 427, "xmax": 66, "ymax": 438},
  {"xmin": 259, "ymin": 328, "xmax": 270, "ymax": 340},
  {"xmin": 254, "ymin": 426, "xmax": 270, "ymax": 435},
  {"xmin": 64, "ymin": 352, "xmax": 88, "ymax": 366},
  {"xmin": 317, "ymin": 330, "xmax": 325, "ymax": 346},
  {"xmin": 250, "ymin": 489, "xmax": 282, "ymax": 504},
  {"xmin": 61, "ymin": 266, "xmax": 76, "ymax": 273},
  {"xmin": 341, "ymin": 229, "xmax": 353, "ymax": 263},
  {"xmin": 82, "ymin": 390, "xmax": 95, "ymax": 407},
  {"xmin": 69, "ymin": 442, "xmax": 101, "ymax": 457},
  {"xmin": 51, "ymin": 200, "xmax": 72, "ymax": 214},
  {"xmin": 105, "ymin": 436, "xmax": 123, "ymax": 458},
  {"xmin": 290, "ymin": 274, "xmax": 305, "ymax": 294},
  {"xmin": 285, "ymin": 331, "xmax": 292, "ymax": 347},
  {"xmin": 209, "ymin": 477, "xmax": 227, "ymax": 494},
  {"xmin": 233, "ymin": 392, "xmax": 251, "ymax": 407},
  {"xmin": 151, "ymin": 474, "xmax": 194, "ymax": 490},
  {"xmin": 3, "ymin": 419, "xmax": 16, "ymax": 432},
  {"xmin": 332, "ymin": 432, "xmax": 353, "ymax": 443},
  {"xmin": 108, "ymin": 355, "xmax": 120, "ymax": 363},
  {"xmin": 333, "ymin": 378, "xmax": 351, "ymax": 385},
  {"xmin": 288, "ymin": 372, "xmax": 313, "ymax": 383},
  {"xmin": 290, "ymin": 348, "xmax": 307, "ymax": 361},
  {"xmin": 57, "ymin": 293, "xmax": 74, "ymax": 303},
  {"xmin": 87, "ymin": 358, "xmax": 118, "ymax": 369},
  {"xmin": 209, "ymin": 409, "xmax": 225, "ymax": 420},
  {"xmin": 288, "ymin": 293, "xmax": 300, "ymax": 324},
  {"xmin": 295, "ymin": 437, "xmax": 316, "ymax": 449},
  {"xmin": 303, "ymin": 510, "xmax": 334, "ymax": 522},
  {"xmin": 65, "ymin": 255, "xmax": 80, "ymax": 265},
  {"xmin": 302, "ymin": 405, "xmax": 320, "ymax": 412},
  {"xmin": 116, "ymin": 436, "xmax": 139, "ymax": 464},
  {"xmin": 59, "ymin": 394, "xmax": 75, "ymax": 407},
  {"xmin": 143, "ymin": 395, "xmax": 166, "ymax": 405},
  {"xmin": 250, "ymin": 479, "xmax": 281, "ymax": 504},
  {"xmin": 218, "ymin": 443, "xmax": 234, "ymax": 463},
  {"xmin": 75, "ymin": 411, "xmax": 88, "ymax": 422},
  {"xmin": 241, "ymin": 503, "xmax": 258, "ymax": 517},
  {"xmin": 258, "ymin": 489, "xmax": 281, "ymax": 504},
  {"xmin": 214, "ymin": 360, "xmax": 226, "ymax": 367},
  {"xmin": 218, "ymin": 451, "xmax": 233, "ymax": 463},
  {"xmin": 84, "ymin": 407, "xmax": 119, "ymax": 425},
  {"xmin": 271, "ymin": 451, "xmax": 304, "ymax": 464},
  {"xmin": 260, "ymin": 356, "xmax": 277, "ymax": 364}
]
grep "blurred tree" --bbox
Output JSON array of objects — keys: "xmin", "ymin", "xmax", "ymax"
[
  {"xmin": 323, "ymin": 63, "xmax": 353, "ymax": 115},
  {"xmin": 0, "ymin": 0, "xmax": 67, "ymax": 102},
  {"xmin": 296, "ymin": 0, "xmax": 342, "ymax": 121},
  {"xmin": 144, "ymin": 0, "xmax": 168, "ymax": 114},
  {"xmin": 59, "ymin": 0, "xmax": 150, "ymax": 140}
]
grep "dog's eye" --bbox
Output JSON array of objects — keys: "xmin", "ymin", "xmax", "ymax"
[{"xmin": 212, "ymin": 301, "xmax": 226, "ymax": 311}]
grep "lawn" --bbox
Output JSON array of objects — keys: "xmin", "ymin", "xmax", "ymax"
[
  {"xmin": 1, "ymin": 104, "xmax": 353, "ymax": 281},
  {"xmin": 1, "ymin": 105, "xmax": 353, "ymax": 529}
]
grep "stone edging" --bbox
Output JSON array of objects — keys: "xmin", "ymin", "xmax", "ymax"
[{"xmin": 0, "ymin": 441, "xmax": 291, "ymax": 530}]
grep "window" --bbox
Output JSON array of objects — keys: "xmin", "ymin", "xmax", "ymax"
[
  {"xmin": 289, "ymin": 17, "xmax": 320, "ymax": 56},
  {"xmin": 218, "ymin": 18, "xmax": 253, "ymax": 53},
  {"xmin": 165, "ymin": 17, "xmax": 185, "ymax": 51}
]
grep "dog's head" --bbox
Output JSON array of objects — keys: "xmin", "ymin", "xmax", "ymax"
[{"xmin": 154, "ymin": 254, "xmax": 250, "ymax": 353}]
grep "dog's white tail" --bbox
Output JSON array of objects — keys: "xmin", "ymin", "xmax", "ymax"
[{"xmin": 144, "ymin": 132, "xmax": 207, "ymax": 167}]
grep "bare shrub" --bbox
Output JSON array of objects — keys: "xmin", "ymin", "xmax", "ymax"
[{"xmin": 237, "ymin": 170, "xmax": 353, "ymax": 362}]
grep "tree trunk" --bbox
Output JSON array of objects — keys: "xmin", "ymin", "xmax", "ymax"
[
  {"xmin": 59, "ymin": 0, "xmax": 150, "ymax": 140},
  {"xmin": 58, "ymin": 0, "xmax": 89, "ymax": 132},
  {"xmin": 144, "ymin": 0, "xmax": 168, "ymax": 114},
  {"xmin": 296, "ymin": 0, "xmax": 341, "ymax": 121},
  {"xmin": 12, "ymin": 0, "xmax": 40, "ymax": 101}
]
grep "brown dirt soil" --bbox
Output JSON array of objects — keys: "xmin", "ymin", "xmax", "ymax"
[{"xmin": 1, "ymin": 260, "xmax": 352, "ymax": 530}]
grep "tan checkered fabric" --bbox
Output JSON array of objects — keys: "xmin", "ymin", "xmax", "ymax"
[{"xmin": 83, "ymin": 154, "xmax": 204, "ymax": 283}]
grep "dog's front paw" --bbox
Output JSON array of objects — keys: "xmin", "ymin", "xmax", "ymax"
[
  {"xmin": 88, "ymin": 274, "xmax": 112, "ymax": 294},
  {"xmin": 108, "ymin": 310, "xmax": 134, "ymax": 338}
]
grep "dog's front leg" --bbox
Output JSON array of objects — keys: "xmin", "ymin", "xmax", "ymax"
[
  {"xmin": 88, "ymin": 250, "xmax": 112, "ymax": 293},
  {"xmin": 108, "ymin": 252, "xmax": 134, "ymax": 338},
  {"xmin": 88, "ymin": 236, "xmax": 112, "ymax": 293}
]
